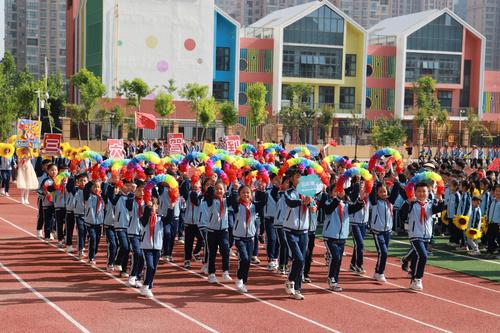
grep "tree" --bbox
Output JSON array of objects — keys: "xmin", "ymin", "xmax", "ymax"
[
  {"xmin": 154, "ymin": 91, "xmax": 176, "ymax": 137},
  {"xmin": 434, "ymin": 109, "xmax": 450, "ymax": 146},
  {"xmin": 118, "ymin": 78, "xmax": 151, "ymax": 112},
  {"xmin": 371, "ymin": 119, "xmax": 406, "ymax": 147},
  {"xmin": 64, "ymin": 103, "xmax": 85, "ymax": 145},
  {"xmin": 247, "ymin": 83, "xmax": 267, "ymax": 128},
  {"xmin": 180, "ymin": 83, "xmax": 209, "ymax": 140},
  {"xmin": 218, "ymin": 101, "xmax": 238, "ymax": 133},
  {"xmin": 45, "ymin": 73, "xmax": 67, "ymax": 133},
  {"xmin": 281, "ymin": 83, "xmax": 314, "ymax": 143},
  {"xmin": 317, "ymin": 104, "xmax": 334, "ymax": 141},
  {"xmin": 0, "ymin": 58, "xmax": 17, "ymax": 140},
  {"xmin": 198, "ymin": 97, "xmax": 217, "ymax": 141},
  {"xmin": 95, "ymin": 104, "xmax": 124, "ymax": 139},
  {"xmin": 70, "ymin": 68, "xmax": 106, "ymax": 144},
  {"xmin": 466, "ymin": 109, "xmax": 489, "ymax": 145},
  {"xmin": 413, "ymin": 76, "xmax": 441, "ymax": 146}
]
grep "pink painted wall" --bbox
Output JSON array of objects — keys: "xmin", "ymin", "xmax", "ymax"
[
  {"xmin": 484, "ymin": 71, "xmax": 500, "ymax": 93},
  {"xmin": 463, "ymin": 29, "xmax": 482, "ymax": 109}
]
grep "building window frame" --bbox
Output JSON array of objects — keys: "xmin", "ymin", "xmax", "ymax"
[
  {"xmin": 340, "ymin": 87, "xmax": 355, "ymax": 110},
  {"xmin": 213, "ymin": 81, "xmax": 230, "ymax": 101},
  {"xmin": 345, "ymin": 54, "xmax": 356, "ymax": 77},
  {"xmin": 216, "ymin": 47, "xmax": 231, "ymax": 72}
]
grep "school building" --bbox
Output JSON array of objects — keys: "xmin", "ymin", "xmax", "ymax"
[{"xmin": 66, "ymin": 0, "xmax": 500, "ymax": 144}]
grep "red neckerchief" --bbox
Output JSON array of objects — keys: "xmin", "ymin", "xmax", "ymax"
[
  {"xmin": 385, "ymin": 199, "xmax": 393, "ymax": 219},
  {"xmin": 149, "ymin": 207, "xmax": 157, "ymax": 240},
  {"xmin": 96, "ymin": 191, "xmax": 103, "ymax": 213},
  {"xmin": 218, "ymin": 197, "xmax": 224, "ymax": 222},
  {"xmin": 136, "ymin": 198, "xmax": 144, "ymax": 217},
  {"xmin": 418, "ymin": 201, "xmax": 427, "ymax": 225},
  {"xmin": 240, "ymin": 200, "xmax": 251, "ymax": 225},
  {"xmin": 300, "ymin": 194, "xmax": 307, "ymax": 215}
]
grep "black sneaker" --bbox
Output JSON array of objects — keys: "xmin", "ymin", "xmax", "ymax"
[
  {"xmin": 193, "ymin": 253, "xmax": 201, "ymax": 262},
  {"xmin": 303, "ymin": 276, "xmax": 312, "ymax": 283}
]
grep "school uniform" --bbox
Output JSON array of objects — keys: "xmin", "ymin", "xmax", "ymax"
[
  {"xmin": 274, "ymin": 191, "xmax": 288, "ymax": 269},
  {"xmin": 197, "ymin": 199, "xmax": 209, "ymax": 265},
  {"xmin": 158, "ymin": 183, "xmax": 181, "ymax": 257},
  {"xmin": 67, "ymin": 179, "xmax": 87, "ymax": 252},
  {"xmin": 467, "ymin": 207, "xmax": 482, "ymax": 252},
  {"xmin": 128, "ymin": 198, "xmax": 145, "ymax": 280},
  {"xmin": 102, "ymin": 182, "xmax": 117, "ymax": 267},
  {"xmin": 204, "ymin": 186, "xmax": 235, "ymax": 275},
  {"xmin": 260, "ymin": 186, "xmax": 280, "ymax": 262},
  {"xmin": 39, "ymin": 177, "xmax": 56, "ymax": 240},
  {"xmin": 369, "ymin": 181, "xmax": 401, "ymax": 275},
  {"xmin": 65, "ymin": 177, "xmax": 76, "ymax": 247},
  {"xmin": 107, "ymin": 184, "xmax": 133, "ymax": 272},
  {"xmin": 0, "ymin": 157, "xmax": 15, "ymax": 193},
  {"xmin": 141, "ymin": 206, "xmax": 168, "ymax": 290},
  {"xmin": 304, "ymin": 193, "xmax": 324, "ymax": 279},
  {"xmin": 283, "ymin": 187, "xmax": 311, "ymax": 292},
  {"xmin": 36, "ymin": 173, "xmax": 49, "ymax": 234},
  {"xmin": 348, "ymin": 183, "xmax": 370, "ymax": 270},
  {"xmin": 232, "ymin": 200, "xmax": 259, "ymax": 284},
  {"xmin": 183, "ymin": 189, "xmax": 203, "ymax": 261},
  {"xmin": 83, "ymin": 182, "xmax": 104, "ymax": 261},
  {"xmin": 400, "ymin": 199, "xmax": 446, "ymax": 280},
  {"xmin": 53, "ymin": 181, "xmax": 67, "ymax": 242},
  {"xmin": 323, "ymin": 196, "xmax": 364, "ymax": 284},
  {"xmin": 487, "ymin": 199, "xmax": 500, "ymax": 254},
  {"xmin": 456, "ymin": 191, "xmax": 471, "ymax": 246},
  {"xmin": 447, "ymin": 190, "xmax": 461, "ymax": 243}
]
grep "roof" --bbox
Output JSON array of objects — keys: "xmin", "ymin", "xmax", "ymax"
[
  {"xmin": 368, "ymin": 10, "xmax": 438, "ymax": 36},
  {"xmin": 250, "ymin": 0, "xmax": 365, "ymax": 33},
  {"xmin": 369, "ymin": 8, "xmax": 485, "ymax": 41},
  {"xmin": 215, "ymin": 5, "xmax": 241, "ymax": 28}
]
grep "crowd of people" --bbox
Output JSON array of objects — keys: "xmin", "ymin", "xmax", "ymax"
[{"xmin": 0, "ymin": 139, "xmax": 499, "ymax": 301}]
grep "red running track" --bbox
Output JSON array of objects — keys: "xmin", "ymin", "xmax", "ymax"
[{"xmin": 0, "ymin": 189, "xmax": 499, "ymax": 333}]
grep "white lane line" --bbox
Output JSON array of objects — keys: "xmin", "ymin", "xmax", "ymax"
[
  {"xmin": 226, "ymin": 256, "xmax": 451, "ymax": 332},
  {"xmin": 7, "ymin": 196, "xmax": 500, "ymax": 292},
  {"xmin": 0, "ymin": 216, "xmax": 220, "ymax": 333},
  {"xmin": 167, "ymin": 261, "xmax": 341, "ymax": 333},
  {"xmin": 0, "ymin": 260, "xmax": 91, "ymax": 333},
  {"xmin": 313, "ymin": 239, "xmax": 500, "ymax": 293},
  {"xmin": 310, "ymin": 258, "xmax": 500, "ymax": 318}
]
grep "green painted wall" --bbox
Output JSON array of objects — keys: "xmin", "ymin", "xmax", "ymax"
[{"xmin": 85, "ymin": 0, "xmax": 103, "ymax": 77}]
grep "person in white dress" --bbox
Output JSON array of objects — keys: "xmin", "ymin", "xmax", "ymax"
[{"xmin": 16, "ymin": 148, "xmax": 39, "ymax": 204}]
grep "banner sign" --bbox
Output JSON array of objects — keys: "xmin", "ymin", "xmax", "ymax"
[
  {"xmin": 107, "ymin": 139, "xmax": 125, "ymax": 159},
  {"xmin": 15, "ymin": 119, "xmax": 41, "ymax": 149},
  {"xmin": 297, "ymin": 174, "xmax": 324, "ymax": 197},
  {"xmin": 224, "ymin": 135, "xmax": 240, "ymax": 154},
  {"xmin": 168, "ymin": 133, "xmax": 184, "ymax": 154},
  {"xmin": 42, "ymin": 133, "xmax": 62, "ymax": 156}
]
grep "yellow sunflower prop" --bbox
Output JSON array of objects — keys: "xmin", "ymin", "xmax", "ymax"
[
  {"xmin": 466, "ymin": 228, "xmax": 482, "ymax": 240},
  {"xmin": 481, "ymin": 218, "xmax": 488, "ymax": 235},
  {"xmin": 0, "ymin": 143, "xmax": 15, "ymax": 159},
  {"xmin": 453, "ymin": 215, "xmax": 469, "ymax": 231},
  {"xmin": 441, "ymin": 210, "xmax": 449, "ymax": 225}
]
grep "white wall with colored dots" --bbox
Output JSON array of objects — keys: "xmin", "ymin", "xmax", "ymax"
[{"xmin": 102, "ymin": 0, "xmax": 215, "ymax": 98}]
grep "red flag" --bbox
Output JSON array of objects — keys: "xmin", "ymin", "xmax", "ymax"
[{"xmin": 135, "ymin": 112, "xmax": 157, "ymax": 129}]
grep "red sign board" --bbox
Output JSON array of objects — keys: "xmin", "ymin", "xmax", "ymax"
[
  {"xmin": 107, "ymin": 139, "xmax": 125, "ymax": 159},
  {"xmin": 168, "ymin": 133, "xmax": 184, "ymax": 154},
  {"xmin": 42, "ymin": 133, "xmax": 62, "ymax": 156},
  {"xmin": 224, "ymin": 135, "xmax": 240, "ymax": 154}
]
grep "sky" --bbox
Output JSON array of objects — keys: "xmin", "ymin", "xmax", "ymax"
[{"xmin": 0, "ymin": 0, "xmax": 4, "ymax": 58}]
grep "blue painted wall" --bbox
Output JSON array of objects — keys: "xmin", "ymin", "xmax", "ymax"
[{"xmin": 213, "ymin": 11, "xmax": 237, "ymax": 102}]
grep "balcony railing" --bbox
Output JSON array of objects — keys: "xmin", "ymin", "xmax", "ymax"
[
  {"xmin": 241, "ymin": 27, "xmax": 274, "ymax": 39},
  {"xmin": 281, "ymin": 101, "xmax": 362, "ymax": 114},
  {"xmin": 404, "ymin": 106, "xmax": 477, "ymax": 117},
  {"xmin": 368, "ymin": 35, "xmax": 397, "ymax": 46}
]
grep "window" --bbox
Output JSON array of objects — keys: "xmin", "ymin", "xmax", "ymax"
[
  {"xmin": 213, "ymin": 81, "xmax": 230, "ymax": 101},
  {"xmin": 438, "ymin": 91, "xmax": 452, "ymax": 111},
  {"xmin": 405, "ymin": 52, "xmax": 461, "ymax": 84},
  {"xmin": 345, "ymin": 54, "xmax": 356, "ymax": 77},
  {"xmin": 216, "ymin": 47, "xmax": 230, "ymax": 71},
  {"xmin": 460, "ymin": 60, "xmax": 471, "ymax": 107},
  {"xmin": 319, "ymin": 86, "xmax": 334, "ymax": 105},
  {"xmin": 404, "ymin": 89, "xmax": 414, "ymax": 108},
  {"xmin": 284, "ymin": 5, "xmax": 344, "ymax": 46},
  {"xmin": 282, "ymin": 46, "xmax": 342, "ymax": 79},
  {"xmin": 407, "ymin": 13, "xmax": 463, "ymax": 52},
  {"xmin": 340, "ymin": 87, "xmax": 355, "ymax": 109}
]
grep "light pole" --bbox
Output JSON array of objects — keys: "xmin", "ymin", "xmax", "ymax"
[
  {"xmin": 110, "ymin": 113, "xmax": 115, "ymax": 139},
  {"xmin": 458, "ymin": 109, "xmax": 467, "ymax": 147},
  {"xmin": 354, "ymin": 121, "xmax": 359, "ymax": 160}
]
